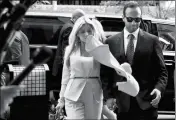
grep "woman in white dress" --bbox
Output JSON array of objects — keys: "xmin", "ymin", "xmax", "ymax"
[{"xmin": 55, "ymin": 16, "xmax": 139, "ymax": 119}]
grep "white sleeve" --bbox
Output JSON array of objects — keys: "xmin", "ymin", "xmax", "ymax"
[
  {"xmin": 85, "ymin": 35, "xmax": 127, "ymax": 78},
  {"xmin": 117, "ymin": 73, "xmax": 139, "ymax": 97},
  {"xmin": 59, "ymin": 47, "xmax": 70, "ymax": 98},
  {"xmin": 85, "ymin": 35, "xmax": 139, "ymax": 96}
]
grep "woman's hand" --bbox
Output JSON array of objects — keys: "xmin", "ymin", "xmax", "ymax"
[{"xmin": 55, "ymin": 97, "xmax": 65, "ymax": 114}]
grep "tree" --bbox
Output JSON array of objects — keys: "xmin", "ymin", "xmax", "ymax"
[
  {"xmin": 99, "ymin": 1, "xmax": 175, "ymax": 19},
  {"xmin": 147, "ymin": 1, "xmax": 175, "ymax": 19},
  {"xmin": 100, "ymin": 1, "xmax": 121, "ymax": 6}
]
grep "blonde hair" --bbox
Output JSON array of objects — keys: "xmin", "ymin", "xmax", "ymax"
[
  {"xmin": 64, "ymin": 16, "xmax": 98, "ymax": 67},
  {"xmin": 92, "ymin": 19, "xmax": 106, "ymax": 43}
]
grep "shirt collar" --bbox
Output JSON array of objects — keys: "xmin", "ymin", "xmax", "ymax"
[{"xmin": 124, "ymin": 27, "xmax": 139, "ymax": 40}]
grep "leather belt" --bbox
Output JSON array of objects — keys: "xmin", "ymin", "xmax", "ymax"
[{"xmin": 70, "ymin": 77, "xmax": 99, "ymax": 79}]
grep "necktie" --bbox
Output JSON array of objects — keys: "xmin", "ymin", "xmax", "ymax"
[{"xmin": 126, "ymin": 34, "xmax": 135, "ymax": 65}]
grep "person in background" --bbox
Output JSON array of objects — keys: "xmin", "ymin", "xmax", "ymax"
[
  {"xmin": 102, "ymin": 98, "xmax": 117, "ymax": 119},
  {"xmin": 52, "ymin": 9, "xmax": 85, "ymax": 79},
  {"xmin": 0, "ymin": 23, "xmax": 30, "ymax": 86},
  {"xmin": 0, "ymin": 21, "xmax": 29, "ymax": 120},
  {"xmin": 0, "ymin": 13, "xmax": 30, "ymax": 65},
  {"xmin": 3, "ymin": 30, "xmax": 30, "ymax": 66},
  {"xmin": 101, "ymin": 2, "xmax": 168, "ymax": 120}
]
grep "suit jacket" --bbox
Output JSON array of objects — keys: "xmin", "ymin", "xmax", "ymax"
[
  {"xmin": 3, "ymin": 31, "xmax": 29, "ymax": 66},
  {"xmin": 60, "ymin": 48, "xmax": 103, "ymax": 102},
  {"xmin": 52, "ymin": 20, "xmax": 74, "ymax": 77},
  {"xmin": 100, "ymin": 29, "xmax": 168, "ymax": 112},
  {"xmin": 16, "ymin": 31, "xmax": 30, "ymax": 66}
]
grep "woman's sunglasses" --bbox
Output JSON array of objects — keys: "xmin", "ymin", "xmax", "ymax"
[{"xmin": 126, "ymin": 17, "xmax": 141, "ymax": 23}]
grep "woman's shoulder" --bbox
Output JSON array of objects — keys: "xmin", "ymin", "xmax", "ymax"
[
  {"xmin": 65, "ymin": 46, "xmax": 70, "ymax": 51},
  {"xmin": 64, "ymin": 46, "xmax": 71, "ymax": 59}
]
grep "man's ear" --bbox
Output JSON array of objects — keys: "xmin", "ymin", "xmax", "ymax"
[{"xmin": 122, "ymin": 15, "xmax": 125, "ymax": 22}]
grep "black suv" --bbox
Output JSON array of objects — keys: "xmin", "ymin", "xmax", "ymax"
[{"xmin": 21, "ymin": 11, "xmax": 175, "ymax": 113}]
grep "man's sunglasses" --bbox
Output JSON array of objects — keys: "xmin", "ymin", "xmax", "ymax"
[{"xmin": 126, "ymin": 17, "xmax": 141, "ymax": 23}]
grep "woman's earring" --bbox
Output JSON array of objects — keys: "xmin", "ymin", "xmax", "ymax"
[{"xmin": 77, "ymin": 39, "xmax": 81, "ymax": 44}]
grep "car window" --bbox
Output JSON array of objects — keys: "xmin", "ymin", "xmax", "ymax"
[
  {"xmin": 157, "ymin": 23, "xmax": 175, "ymax": 51},
  {"xmin": 100, "ymin": 20, "xmax": 125, "ymax": 32},
  {"xmin": 21, "ymin": 16, "xmax": 70, "ymax": 45}
]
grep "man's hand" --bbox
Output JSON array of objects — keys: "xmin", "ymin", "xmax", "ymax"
[
  {"xmin": 150, "ymin": 88, "xmax": 161, "ymax": 107},
  {"xmin": 106, "ymin": 98, "xmax": 117, "ymax": 111}
]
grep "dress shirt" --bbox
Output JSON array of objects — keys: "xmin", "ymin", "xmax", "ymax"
[{"xmin": 124, "ymin": 27, "xmax": 139, "ymax": 54}]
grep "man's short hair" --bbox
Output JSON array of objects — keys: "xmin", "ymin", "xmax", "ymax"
[
  {"xmin": 72, "ymin": 9, "xmax": 85, "ymax": 19},
  {"xmin": 123, "ymin": 1, "xmax": 142, "ymax": 17}
]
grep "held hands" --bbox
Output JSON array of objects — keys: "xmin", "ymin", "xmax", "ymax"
[
  {"xmin": 150, "ymin": 88, "xmax": 161, "ymax": 107},
  {"xmin": 102, "ymin": 104, "xmax": 117, "ymax": 120},
  {"xmin": 102, "ymin": 98, "xmax": 117, "ymax": 119},
  {"xmin": 106, "ymin": 98, "xmax": 117, "ymax": 111}
]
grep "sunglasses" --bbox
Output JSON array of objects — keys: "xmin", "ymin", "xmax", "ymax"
[{"xmin": 125, "ymin": 17, "xmax": 141, "ymax": 23}]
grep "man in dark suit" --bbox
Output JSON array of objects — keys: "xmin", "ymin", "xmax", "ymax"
[
  {"xmin": 52, "ymin": 9, "xmax": 85, "ymax": 86},
  {"xmin": 100, "ymin": 2, "xmax": 168, "ymax": 120}
]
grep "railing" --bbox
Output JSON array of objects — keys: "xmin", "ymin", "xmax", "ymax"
[
  {"xmin": 30, "ymin": 44, "xmax": 57, "ymax": 49},
  {"xmin": 158, "ymin": 111, "xmax": 175, "ymax": 120}
]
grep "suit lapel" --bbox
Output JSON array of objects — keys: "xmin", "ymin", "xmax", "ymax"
[
  {"xmin": 118, "ymin": 31, "xmax": 126, "ymax": 62},
  {"xmin": 132, "ymin": 29, "xmax": 145, "ymax": 65}
]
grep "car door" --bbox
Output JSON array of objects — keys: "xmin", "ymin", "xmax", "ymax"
[
  {"xmin": 140, "ymin": 19, "xmax": 158, "ymax": 36},
  {"xmin": 155, "ymin": 22, "xmax": 175, "ymax": 112}
]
